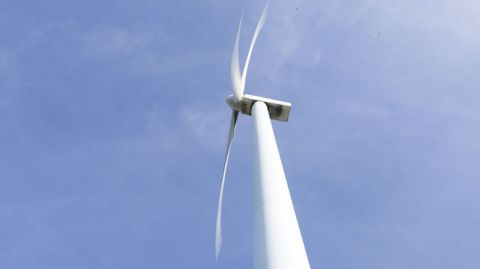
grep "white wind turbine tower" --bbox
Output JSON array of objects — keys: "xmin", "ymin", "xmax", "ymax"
[{"xmin": 215, "ymin": 3, "xmax": 311, "ymax": 269}]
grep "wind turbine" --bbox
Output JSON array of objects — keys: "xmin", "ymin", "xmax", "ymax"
[{"xmin": 215, "ymin": 3, "xmax": 311, "ymax": 269}]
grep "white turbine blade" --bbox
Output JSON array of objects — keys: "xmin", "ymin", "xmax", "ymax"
[
  {"xmin": 240, "ymin": 2, "xmax": 269, "ymax": 91},
  {"xmin": 215, "ymin": 110, "xmax": 239, "ymax": 261},
  {"xmin": 231, "ymin": 6, "xmax": 245, "ymax": 102}
]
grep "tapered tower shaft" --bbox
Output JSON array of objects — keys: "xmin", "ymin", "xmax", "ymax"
[{"xmin": 251, "ymin": 102, "xmax": 310, "ymax": 269}]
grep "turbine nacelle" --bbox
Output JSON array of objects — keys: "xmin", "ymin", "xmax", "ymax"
[{"xmin": 226, "ymin": 94, "xmax": 291, "ymax": 122}]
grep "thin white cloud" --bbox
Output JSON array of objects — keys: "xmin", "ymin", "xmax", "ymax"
[
  {"xmin": 181, "ymin": 104, "xmax": 228, "ymax": 148},
  {"xmin": 81, "ymin": 28, "xmax": 155, "ymax": 59}
]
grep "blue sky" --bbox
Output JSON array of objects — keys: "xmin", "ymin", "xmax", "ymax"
[{"xmin": 1, "ymin": 0, "xmax": 480, "ymax": 268}]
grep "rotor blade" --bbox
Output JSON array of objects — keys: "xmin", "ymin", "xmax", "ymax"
[
  {"xmin": 215, "ymin": 110, "xmax": 239, "ymax": 261},
  {"xmin": 240, "ymin": 2, "xmax": 269, "ymax": 91},
  {"xmin": 231, "ymin": 5, "xmax": 245, "ymax": 102}
]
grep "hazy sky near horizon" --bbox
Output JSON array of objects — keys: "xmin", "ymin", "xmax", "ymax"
[{"xmin": 1, "ymin": 0, "xmax": 480, "ymax": 268}]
